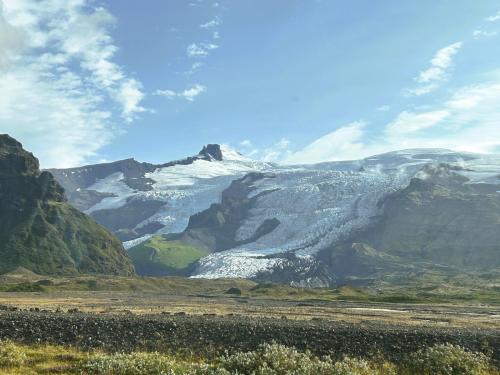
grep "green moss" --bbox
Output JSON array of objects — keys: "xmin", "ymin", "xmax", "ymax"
[{"xmin": 128, "ymin": 236, "xmax": 208, "ymax": 276}]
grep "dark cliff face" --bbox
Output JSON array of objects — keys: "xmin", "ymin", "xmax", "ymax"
[
  {"xmin": 180, "ymin": 172, "xmax": 280, "ymax": 252},
  {"xmin": 0, "ymin": 134, "xmax": 135, "ymax": 276}
]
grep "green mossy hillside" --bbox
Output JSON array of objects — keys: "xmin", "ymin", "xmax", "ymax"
[
  {"xmin": 128, "ymin": 236, "xmax": 208, "ymax": 276},
  {"xmin": 0, "ymin": 134, "xmax": 135, "ymax": 276}
]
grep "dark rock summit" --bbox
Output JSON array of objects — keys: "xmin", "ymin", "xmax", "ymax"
[
  {"xmin": 199, "ymin": 144, "xmax": 224, "ymax": 161},
  {"xmin": 0, "ymin": 134, "xmax": 135, "ymax": 276}
]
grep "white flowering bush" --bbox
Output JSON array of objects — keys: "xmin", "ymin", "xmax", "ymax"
[
  {"xmin": 77, "ymin": 352, "xmax": 231, "ymax": 375},
  {"xmin": 0, "ymin": 340, "xmax": 27, "ymax": 367},
  {"xmin": 217, "ymin": 343, "xmax": 395, "ymax": 375},
  {"xmin": 75, "ymin": 342, "xmax": 496, "ymax": 375},
  {"xmin": 405, "ymin": 344, "xmax": 491, "ymax": 375},
  {"xmin": 218, "ymin": 343, "xmax": 334, "ymax": 375}
]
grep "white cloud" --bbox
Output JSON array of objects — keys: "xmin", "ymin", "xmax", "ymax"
[
  {"xmin": 240, "ymin": 140, "xmax": 253, "ymax": 148},
  {"xmin": 0, "ymin": 0, "xmax": 145, "ymax": 168},
  {"xmin": 376, "ymin": 105, "xmax": 390, "ymax": 112},
  {"xmin": 185, "ymin": 62, "xmax": 203, "ymax": 75},
  {"xmin": 239, "ymin": 138, "xmax": 292, "ymax": 162},
  {"xmin": 284, "ymin": 122, "xmax": 366, "ymax": 164},
  {"xmin": 486, "ymin": 11, "xmax": 500, "ymax": 22},
  {"xmin": 187, "ymin": 43, "xmax": 218, "ymax": 57},
  {"xmin": 384, "ymin": 110, "xmax": 450, "ymax": 136},
  {"xmin": 473, "ymin": 29, "xmax": 498, "ymax": 39},
  {"xmin": 407, "ymin": 42, "xmax": 463, "ymax": 96},
  {"xmin": 200, "ymin": 16, "xmax": 221, "ymax": 29},
  {"xmin": 0, "ymin": 2, "xmax": 26, "ymax": 68},
  {"xmin": 154, "ymin": 84, "xmax": 207, "ymax": 101},
  {"xmin": 117, "ymin": 79, "xmax": 146, "ymax": 122},
  {"xmin": 284, "ymin": 77, "xmax": 500, "ymax": 164}
]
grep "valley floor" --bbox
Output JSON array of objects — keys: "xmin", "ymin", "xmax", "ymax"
[{"xmin": 0, "ymin": 273, "xmax": 499, "ymax": 373}]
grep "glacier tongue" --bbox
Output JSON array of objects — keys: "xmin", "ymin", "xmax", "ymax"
[{"xmin": 192, "ymin": 165, "xmax": 413, "ymax": 278}]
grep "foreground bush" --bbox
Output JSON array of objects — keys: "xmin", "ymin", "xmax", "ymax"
[
  {"xmin": 0, "ymin": 341, "xmax": 496, "ymax": 375},
  {"xmin": 78, "ymin": 352, "xmax": 217, "ymax": 375},
  {"xmin": 404, "ymin": 343, "xmax": 492, "ymax": 375},
  {"xmin": 79, "ymin": 344, "xmax": 397, "ymax": 375},
  {"xmin": 219, "ymin": 343, "xmax": 396, "ymax": 375}
]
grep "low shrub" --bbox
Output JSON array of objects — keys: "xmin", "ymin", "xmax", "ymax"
[
  {"xmin": 404, "ymin": 343, "xmax": 491, "ymax": 375},
  {"xmin": 6, "ymin": 282, "xmax": 44, "ymax": 292},
  {"xmin": 218, "ymin": 343, "xmax": 395, "ymax": 375},
  {"xmin": 77, "ymin": 352, "xmax": 228, "ymax": 375}
]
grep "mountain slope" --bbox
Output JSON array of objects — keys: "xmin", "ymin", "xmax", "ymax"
[
  {"xmin": 349, "ymin": 163, "xmax": 500, "ymax": 268},
  {"xmin": 0, "ymin": 134, "xmax": 135, "ymax": 276}
]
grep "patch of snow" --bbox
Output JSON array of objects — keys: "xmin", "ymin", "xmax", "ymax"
[
  {"xmin": 123, "ymin": 234, "xmax": 153, "ymax": 250},
  {"xmin": 192, "ymin": 249, "xmax": 280, "ymax": 279},
  {"xmin": 86, "ymin": 172, "xmax": 135, "ymax": 213}
]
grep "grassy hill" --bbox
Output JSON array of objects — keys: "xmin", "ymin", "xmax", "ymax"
[{"xmin": 128, "ymin": 236, "xmax": 208, "ymax": 276}]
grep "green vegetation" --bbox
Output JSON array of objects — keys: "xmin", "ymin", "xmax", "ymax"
[
  {"xmin": 0, "ymin": 341, "xmax": 497, "ymax": 375},
  {"xmin": 405, "ymin": 344, "xmax": 492, "ymax": 375},
  {"xmin": 0, "ymin": 266, "xmax": 499, "ymax": 305},
  {"xmin": 128, "ymin": 236, "xmax": 208, "ymax": 276},
  {"xmin": 0, "ymin": 134, "xmax": 135, "ymax": 277}
]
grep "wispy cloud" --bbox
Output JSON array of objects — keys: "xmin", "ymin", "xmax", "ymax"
[
  {"xmin": 185, "ymin": 62, "xmax": 204, "ymax": 75},
  {"xmin": 238, "ymin": 138, "xmax": 291, "ymax": 162},
  {"xmin": 486, "ymin": 11, "xmax": 500, "ymax": 22},
  {"xmin": 200, "ymin": 16, "xmax": 221, "ymax": 29},
  {"xmin": 406, "ymin": 42, "xmax": 463, "ymax": 96},
  {"xmin": 187, "ymin": 43, "xmax": 218, "ymax": 57},
  {"xmin": 0, "ymin": 0, "xmax": 145, "ymax": 167},
  {"xmin": 376, "ymin": 105, "xmax": 390, "ymax": 112},
  {"xmin": 284, "ymin": 122, "xmax": 366, "ymax": 164},
  {"xmin": 154, "ymin": 84, "xmax": 207, "ymax": 101},
  {"xmin": 473, "ymin": 29, "xmax": 498, "ymax": 39},
  {"xmin": 284, "ymin": 74, "xmax": 500, "ymax": 164},
  {"xmin": 240, "ymin": 140, "xmax": 253, "ymax": 148},
  {"xmin": 384, "ymin": 110, "xmax": 450, "ymax": 137}
]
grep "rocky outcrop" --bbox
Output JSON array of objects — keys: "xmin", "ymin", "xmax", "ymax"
[
  {"xmin": 180, "ymin": 172, "xmax": 280, "ymax": 252},
  {"xmin": 357, "ymin": 164, "xmax": 500, "ymax": 269},
  {"xmin": 0, "ymin": 134, "xmax": 135, "ymax": 276}
]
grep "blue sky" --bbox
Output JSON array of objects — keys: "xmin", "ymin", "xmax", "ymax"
[{"xmin": 1, "ymin": 0, "xmax": 500, "ymax": 167}]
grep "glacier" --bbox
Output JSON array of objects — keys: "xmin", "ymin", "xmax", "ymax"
[{"xmin": 55, "ymin": 146, "xmax": 500, "ymax": 278}]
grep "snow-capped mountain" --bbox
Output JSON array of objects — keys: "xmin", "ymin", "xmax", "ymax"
[
  {"xmin": 49, "ymin": 145, "xmax": 271, "ymax": 247},
  {"xmin": 49, "ymin": 146, "xmax": 500, "ymax": 286}
]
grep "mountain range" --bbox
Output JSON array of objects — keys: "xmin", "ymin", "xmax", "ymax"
[{"xmin": 48, "ymin": 143, "xmax": 500, "ymax": 286}]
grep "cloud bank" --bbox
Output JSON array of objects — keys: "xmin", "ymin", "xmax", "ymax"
[{"xmin": 0, "ymin": 0, "xmax": 145, "ymax": 168}]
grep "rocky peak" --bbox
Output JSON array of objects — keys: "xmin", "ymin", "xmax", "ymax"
[
  {"xmin": 0, "ymin": 134, "xmax": 39, "ymax": 175},
  {"xmin": 199, "ymin": 144, "xmax": 224, "ymax": 161}
]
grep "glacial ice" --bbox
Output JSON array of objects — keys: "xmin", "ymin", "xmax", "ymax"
[{"xmin": 85, "ymin": 148, "xmax": 500, "ymax": 278}]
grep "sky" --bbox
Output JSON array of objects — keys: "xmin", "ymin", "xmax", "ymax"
[{"xmin": 1, "ymin": 0, "xmax": 500, "ymax": 168}]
